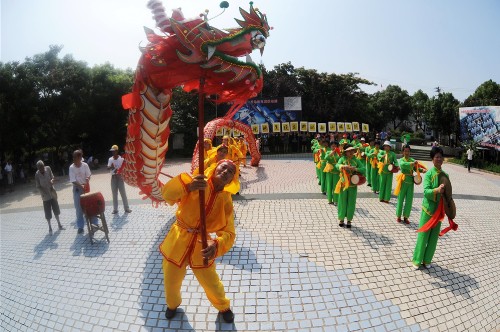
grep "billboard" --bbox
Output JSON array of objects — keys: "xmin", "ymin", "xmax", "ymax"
[
  {"xmin": 231, "ymin": 97, "xmax": 302, "ymax": 132},
  {"xmin": 459, "ymin": 106, "xmax": 500, "ymax": 150}
]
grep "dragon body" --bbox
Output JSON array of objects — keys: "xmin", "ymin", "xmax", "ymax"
[{"xmin": 121, "ymin": 1, "xmax": 270, "ymax": 204}]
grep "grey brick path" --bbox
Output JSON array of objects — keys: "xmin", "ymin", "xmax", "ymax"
[{"xmin": 1, "ymin": 158, "xmax": 499, "ymax": 331}]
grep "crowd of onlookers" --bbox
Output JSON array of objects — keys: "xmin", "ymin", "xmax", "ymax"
[
  {"xmin": 0, "ymin": 149, "xmax": 100, "ymax": 195},
  {"xmin": 251, "ymin": 130, "xmax": 393, "ymax": 154}
]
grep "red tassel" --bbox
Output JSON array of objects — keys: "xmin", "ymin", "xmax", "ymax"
[{"xmin": 417, "ymin": 198, "xmax": 445, "ymax": 233}]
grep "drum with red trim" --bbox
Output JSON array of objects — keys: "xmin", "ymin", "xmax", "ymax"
[
  {"xmin": 388, "ymin": 164, "xmax": 400, "ymax": 173},
  {"xmin": 80, "ymin": 192, "xmax": 105, "ymax": 217},
  {"xmin": 350, "ymin": 174, "xmax": 366, "ymax": 186},
  {"xmin": 413, "ymin": 174, "xmax": 423, "ymax": 185}
]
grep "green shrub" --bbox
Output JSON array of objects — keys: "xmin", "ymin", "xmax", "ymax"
[
  {"xmin": 413, "ymin": 130, "xmax": 425, "ymax": 139},
  {"xmin": 410, "ymin": 138, "xmax": 426, "ymax": 146},
  {"xmin": 447, "ymin": 157, "xmax": 500, "ymax": 173},
  {"xmin": 485, "ymin": 163, "xmax": 500, "ymax": 173}
]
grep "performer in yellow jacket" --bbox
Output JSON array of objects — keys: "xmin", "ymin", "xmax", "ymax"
[
  {"xmin": 160, "ymin": 160, "xmax": 238, "ymax": 323},
  {"xmin": 204, "ymin": 138, "xmax": 215, "ymax": 160}
]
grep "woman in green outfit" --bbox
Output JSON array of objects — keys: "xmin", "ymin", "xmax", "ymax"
[
  {"xmin": 335, "ymin": 145, "xmax": 365, "ymax": 228},
  {"xmin": 367, "ymin": 141, "xmax": 381, "ymax": 194},
  {"xmin": 324, "ymin": 141, "xmax": 341, "ymax": 205},
  {"xmin": 365, "ymin": 139, "xmax": 375, "ymax": 187},
  {"xmin": 394, "ymin": 145, "xmax": 426, "ymax": 224},
  {"xmin": 377, "ymin": 141, "xmax": 398, "ymax": 203},
  {"xmin": 316, "ymin": 139, "xmax": 329, "ymax": 194},
  {"xmin": 412, "ymin": 146, "xmax": 447, "ymax": 269},
  {"xmin": 311, "ymin": 136, "xmax": 321, "ymax": 184}
]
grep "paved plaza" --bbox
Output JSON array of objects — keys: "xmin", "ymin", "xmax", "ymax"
[{"xmin": 1, "ymin": 156, "xmax": 499, "ymax": 332}]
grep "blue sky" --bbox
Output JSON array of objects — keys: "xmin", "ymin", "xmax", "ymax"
[{"xmin": 1, "ymin": 0, "xmax": 499, "ymax": 102}]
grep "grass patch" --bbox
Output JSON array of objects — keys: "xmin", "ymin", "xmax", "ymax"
[{"xmin": 447, "ymin": 158, "xmax": 500, "ymax": 174}]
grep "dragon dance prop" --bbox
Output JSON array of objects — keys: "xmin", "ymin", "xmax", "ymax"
[
  {"xmin": 121, "ymin": 0, "xmax": 270, "ymax": 204},
  {"xmin": 191, "ymin": 118, "xmax": 261, "ymax": 173}
]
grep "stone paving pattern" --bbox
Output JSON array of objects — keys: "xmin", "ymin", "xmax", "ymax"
[{"xmin": 1, "ymin": 156, "xmax": 499, "ymax": 332}]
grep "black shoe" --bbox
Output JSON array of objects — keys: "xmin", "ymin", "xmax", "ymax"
[
  {"xmin": 125, "ymin": 209, "xmax": 132, "ymax": 213},
  {"xmin": 367, "ymin": 184, "xmax": 371, "ymax": 187},
  {"xmin": 77, "ymin": 228, "xmax": 84, "ymax": 234},
  {"xmin": 346, "ymin": 222, "xmax": 352, "ymax": 228},
  {"xmin": 165, "ymin": 307, "xmax": 177, "ymax": 320},
  {"xmin": 111, "ymin": 210, "xmax": 118, "ymax": 214},
  {"xmin": 328, "ymin": 201, "xmax": 334, "ymax": 205},
  {"xmin": 220, "ymin": 309, "xmax": 234, "ymax": 323},
  {"xmin": 339, "ymin": 221, "xmax": 345, "ymax": 227}
]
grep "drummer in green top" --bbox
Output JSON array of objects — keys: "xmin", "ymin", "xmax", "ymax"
[
  {"xmin": 318, "ymin": 139, "xmax": 330, "ymax": 194},
  {"xmin": 335, "ymin": 145, "xmax": 366, "ymax": 228},
  {"xmin": 365, "ymin": 138, "xmax": 375, "ymax": 187},
  {"xmin": 350, "ymin": 134, "xmax": 360, "ymax": 148},
  {"xmin": 314, "ymin": 138, "xmax": 329, "ymax": 195},
  {"xmin": 366, "ymin": 141, "xmax": 381, "ymax": 194},
  {"xmin": 412, "ymin": 146, "xmax": 447, "ymax": 269},
  {"xmin": 311, "ymin": 135, "xmax": 321, "ymax": 184},
  {"xmin": 339, "ymin": 133, "xmax": 350, "ymax": 147},
  {"xmin": 324, "ymin": 141, "xmax": 341, "ymax": 205},
  {"xmin": 377, "ymin": 140, "xmax": 398, "ymax": 203},
  {"xmin": 394, "ymin": 145, "xmax": 426, "ymax": 223}
]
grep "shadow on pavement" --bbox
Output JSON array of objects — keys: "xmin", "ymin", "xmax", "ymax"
[
  {"xmin": 423, "ymin": 265, "xmax": 480, "ymax": 300},
  {"xmin": 350, "ymin": 225, "xmax": 395, "ymax": 250},
  {"xmin": 70, "ymin": 232, "xmax": 109, "ymax": 257},
  {"xmin": 33, "ymin": 230, "xmax": 62, "ymax": 259},
  {"xmin": 110, "ymin": 212, "xmax": 131, "ymax": 230},
  {"xmin": 219, "ymin": 246, "xmax": 261, "ymax": 272},
  {"xmin": 240, "ymin": 166, "xmax": 267, "ymax": 188}
]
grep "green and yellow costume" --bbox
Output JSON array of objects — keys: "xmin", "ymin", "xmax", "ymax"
[
  {"xmin": 324, "ymin": 148, "xmax": 341, "ymax": 204},
  {"xmin": 366, "ymin": 146, "xmax": 381, "ymax": 193},
  {"xmin": 412, "ymin": 167, "xmax": 448, "ymax": 266},
  {"xmin": 334, "ymin": 156, "xmax": 366, "ymax": 223},
  {"xmin": 377, "ymin": 149, "xmax": 398, "ymax": 201},
  {"xmin": 364, "ymin": 144, "xmax": 374, "ymax": 186},
  {"xmin": 394, "ymin": 156, "xmax": 418, "ymax": 219}
]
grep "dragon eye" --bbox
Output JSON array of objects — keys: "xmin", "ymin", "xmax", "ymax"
[{"xmin": 252, "ymin": 34, "xmax": 266, "ymax": 49}]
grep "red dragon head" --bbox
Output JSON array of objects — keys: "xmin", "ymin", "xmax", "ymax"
[{"xmin": 139, "ymin": 0, "xmax": 271, "ymax": 104}]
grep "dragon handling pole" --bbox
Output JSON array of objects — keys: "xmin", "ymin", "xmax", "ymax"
[{"xmin": 198, "ymin": 76, "xmax": 208, "ymax": 266}]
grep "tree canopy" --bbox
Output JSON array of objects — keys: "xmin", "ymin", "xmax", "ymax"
[{"xmin": 1, "ymin": 47, "xmax": 497, "ymax": 167}]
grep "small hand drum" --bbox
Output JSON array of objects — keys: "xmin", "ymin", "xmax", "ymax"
[
  {"xmin": 80, "ymin": 192, "xmax": 105, "ymax": 217},
  {"xmin": 350, "ymin": 174, "xmax": 366, "ymax": 186},
  {"xmin": 414, "ymin": 174, "xmax": 423, "ymax": 185},
  {"xmin": 438, "ymin": 173, "xmax": 456, "ymax": 220},
  {"xmin": 388, "ymin": 164, "xmax": 400, "ymax": 173}
]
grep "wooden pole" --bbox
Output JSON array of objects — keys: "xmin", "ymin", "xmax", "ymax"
[{"xmin": 198, "ymin": 76, "xmax": 208, "ymax": 266}]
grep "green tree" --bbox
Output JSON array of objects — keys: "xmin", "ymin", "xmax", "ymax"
[
  {"xmin": 0, "ymin": 61, "xmax": 41, "ymax": 160},
  {"xmin": 370, "ymin": 85, "xmax": 412, "ymax": 130},
  {"xmin": 427, "ymin": 92, "xmax": 460, "ymax": 143},
  {"xmin": 463, "ymin": 79, "xmax": 500, "ymax": 107},
  {"xmin": 81, "ymin": 63, "xmax": 134, "ymax": 157},
  {"xmin": 262, "ymin": 63, "xmax": 374, "ymax": 123},
  {"xmin": 411, "ymin": 89, "xmax": 429, "ymax": 131},
  {"xmin": 169, "ymin": 87, "xmax": 199, "ymax": 156}
]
